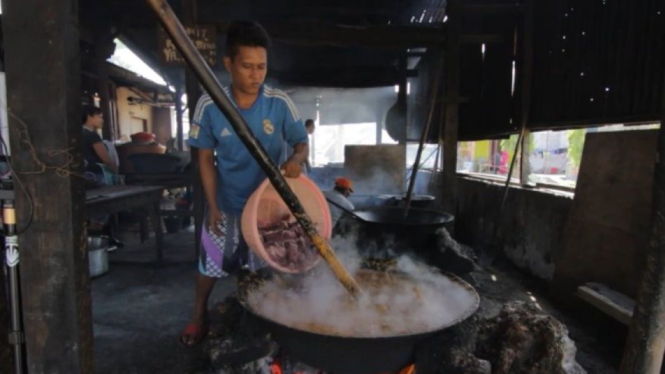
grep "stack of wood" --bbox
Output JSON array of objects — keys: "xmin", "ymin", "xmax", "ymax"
[
  {"xmin": 476, "ymin": 302, "xmax": 586, "ymax": 374},
  {"xmin": 416, "ymin": 302, "xmax": 586, "ymax": 374}
]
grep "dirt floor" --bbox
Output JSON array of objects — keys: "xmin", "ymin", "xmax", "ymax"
[
  {"xmin": 92, "ymin": 226, "xmax": 222, "ymax": 374},
  {"xmin": 92, "ymin": 227, "xmax": 625, "ymax": 374}
]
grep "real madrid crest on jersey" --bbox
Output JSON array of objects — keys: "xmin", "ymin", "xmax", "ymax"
[
  {"xmin": 263, "ymin": 119, "xmax": 274, "ymax": 135},
  {"xmin": 189, "ymin": 124, "xmax": 200, "ymax": 139}
]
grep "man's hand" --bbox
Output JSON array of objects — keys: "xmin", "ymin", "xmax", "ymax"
[
  {"xmin": 208, "ymin": 208, "xmax": 224, "ymax": 236},
  {"xmin": 281, "ymin": 160, "xmax": 302, "ymax": 178},
  {"xmin": 281, "ymin": 143, "xmax": 308, "ymax": 178}
]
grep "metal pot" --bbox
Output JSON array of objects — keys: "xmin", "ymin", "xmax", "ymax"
[
  {"xmin": 237, "ymin": 269, "xmax": 479, "ymax": 374},
  {"xmin": 87, "ymin": 236, "xmax": 114, "ymax": 277}
]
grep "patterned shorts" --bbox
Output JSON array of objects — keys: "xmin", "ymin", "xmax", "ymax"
[{"xmin": 198, "ymin": 213, "xmax": 265, "ymax": 278}]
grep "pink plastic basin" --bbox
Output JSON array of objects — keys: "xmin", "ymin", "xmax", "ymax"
[{"xmin": 241, "ymin": 175, "xmax": 332, "ymax": 273}]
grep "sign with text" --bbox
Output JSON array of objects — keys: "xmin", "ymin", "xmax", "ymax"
[{"xmin": 157, "ymin": 25, "xmax": 217, "ymax": 67}]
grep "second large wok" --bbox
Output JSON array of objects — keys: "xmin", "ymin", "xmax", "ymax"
[{"xmin": 347, "ymin": 206, "xmax": 454, "ymax": 251}]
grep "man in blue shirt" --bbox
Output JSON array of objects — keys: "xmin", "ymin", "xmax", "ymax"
[{"xmin": 182, "ymin": 21, "xmax": 309, "ymax": 346}]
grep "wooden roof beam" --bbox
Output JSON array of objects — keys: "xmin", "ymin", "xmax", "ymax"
[
  {"xmin": 461, "ymin": 34, "xmax": 506, "ymax": 44},
  {"xmin": 271, "ymin": 67, "xmax": 418, "ymax": 88},
  {"xmin": 459, "ymin": 4, "xmax": 525, "ymax": 14},
  {"xmin": 216, "ymin": 21, "xmax": 446, "ymax": 49}
]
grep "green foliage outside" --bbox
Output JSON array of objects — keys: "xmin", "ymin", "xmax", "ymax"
[
  {"xmin": 500, "ymin": 134, "xmax": 518, "ymax": 154},
  {"xmin": 567, "ymin": 129, "xmax": 586, "ymax": 168},
  {"xmin": 499, "ymin": 134, "xmax": 536, "ymax": 161}
]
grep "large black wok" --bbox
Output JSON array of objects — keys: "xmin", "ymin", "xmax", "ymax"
[
  {"xmin": 375, "ymin": 194, "xmax": 437, "ymax": 209},
  {"xmin": 348, "ymin": 206, "xmax": 454, "ymax": 252},
  {"xmin": 237, "ymin": 270, "xmax": 479, "ymax": 374}
]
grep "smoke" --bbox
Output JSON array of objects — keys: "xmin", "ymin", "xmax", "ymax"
[
  {"xmin": 246, "ymin": 233, "xmax": 479, "ymax": 338},
  {"xmin": 286, "ymin": 86, "xmax": 395, "ymax": 127},
  {"xmin": 346, "ymin": 163, "xmax": 406, "ymax": 196}
]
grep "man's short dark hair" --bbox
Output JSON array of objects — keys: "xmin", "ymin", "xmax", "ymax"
[
  {"xmin": 82, "ymin": 105, "xmax": 102, "ymax": 124},
  {"xmin": 225, "ymin": 21, "xmax": 271, "ymax": 60},
  {"xmin": 305, "ymin": 119, "xmax": 315, "ymax": 128}
]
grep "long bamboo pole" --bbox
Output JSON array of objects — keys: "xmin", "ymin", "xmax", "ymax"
[{"xmin": 145, "ymin": 0, "xmax": 360, "ymax": 296}]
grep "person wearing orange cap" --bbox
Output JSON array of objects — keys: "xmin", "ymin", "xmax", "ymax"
[
  {"xmin": 323, "ymin": 177, "xmax": 355, "ymax": 229},
  {"xmin": 302, "ymin": 119, "xmax": 315, "ymax": 173}
]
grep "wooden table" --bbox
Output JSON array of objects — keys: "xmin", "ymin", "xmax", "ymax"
[
  {"xmin": 124, "ymin": 172, "xmax": 204, "ymax": 261},
  {"xmin": 86, "ymin": 185, "xmax": 164, "ymax": 264},
  {"xmin": 125, "ymin": 173, "xmax": 198, "ymax": 221},
  {"xmin": 124, "ymin": 172, "xmax": 192, "ymax": 189}
]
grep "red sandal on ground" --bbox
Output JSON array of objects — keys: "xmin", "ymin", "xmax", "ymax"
[{"xmin": 180, "ymin": 322, "xmax": 209, "ymax": 347}]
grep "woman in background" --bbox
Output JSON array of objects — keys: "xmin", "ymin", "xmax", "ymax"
[
  {"xmin": 81, "ymin": 104, "xmax": 122, "ymax": 246},
  {"xmin": 82, "ymin": 105, "xmax": 118, "ymax": 175}
]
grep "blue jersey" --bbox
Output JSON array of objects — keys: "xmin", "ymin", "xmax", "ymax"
[{"xmin": 187, "ymin": 85, "xmax": 308, "ymax": 215}]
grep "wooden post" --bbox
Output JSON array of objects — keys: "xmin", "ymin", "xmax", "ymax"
[
  {"xmin": 442, "ymin": 0, "xmax": 461, "ymax": 215},
  {"xmin": 182, "ymin": 0, "xmax": 201, "ymax": 110},
  {"xmin": 398, "ymin": 54, "xmax": 408, "ymax": 144},
  {"xmin": 619, "ymin": 72, "xmax": 665, "ymax": 374},
  {"xmin": 517, "ymin": 0, "xmax": 534, "ymax": 186},
  {"xmin": 376, "ymin": 109, "xmax": 384, "ymax": 144},
  {"xmin": 2, "ymin": 0, "xmax": 94, "ymax": 373},
  {"xmin": 182, "ymin": 0, "xmax": 204, "ymax": 258},
  {"xmin": 436, "ymin": 104, "xmax": 446, "ymax": 187},
  {"xmin": 0, "ymin": 248, "xmax": 12, "ymax": 374},
  {"xmin": 175, "ymin": 85, "xmax": 184, "ymax": 150},
  {"xmin": 520, "ymin": 130, "xmax": 531, "ymax": 184},
  {"xmin": 94, "ymin": 26, "xmax": 116, "ymax": 140}
]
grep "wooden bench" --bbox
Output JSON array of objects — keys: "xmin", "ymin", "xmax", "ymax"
[
  {"xmin": 576, "ymin": 282, "xmax": 635, "ymax": 325},
  {"xmin": 86, "ymin": 185, "xmax": 164, "ymax": 264}
]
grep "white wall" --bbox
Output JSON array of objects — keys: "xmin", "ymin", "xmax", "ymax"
[{"xmin": 116, "ymin": 86, "xmax": 153, "ymax": 139}]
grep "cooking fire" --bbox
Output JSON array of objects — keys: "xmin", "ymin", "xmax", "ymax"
[{"xmin": 204, "ymin": 229, "xmax": 481, "ymax": 374}]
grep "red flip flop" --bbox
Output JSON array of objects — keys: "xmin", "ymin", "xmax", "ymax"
[{"xmin": 180, "ymin": 323, "xmax": 209, "ymax": 347}]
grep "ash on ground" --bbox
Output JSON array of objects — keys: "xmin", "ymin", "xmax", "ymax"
[{"xmin": 206, "ymin": 296, "xmax": 274, "ymax": 374}]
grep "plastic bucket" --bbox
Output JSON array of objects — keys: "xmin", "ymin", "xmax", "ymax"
[{"xmin": 241, "ymin": 175, "xmax": 332, "ymax": 273}]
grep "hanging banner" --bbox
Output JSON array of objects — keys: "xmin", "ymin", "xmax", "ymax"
[{"xmin": 157, "ymin": 25, "xmax": 217, "ymax": 67}]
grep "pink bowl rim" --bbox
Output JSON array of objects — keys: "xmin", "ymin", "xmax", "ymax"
[{"xmin": 243, "ymin": 174, "xmax": 332, "ymax": 273}]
